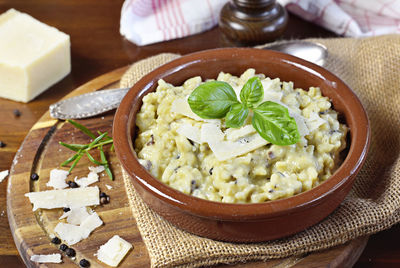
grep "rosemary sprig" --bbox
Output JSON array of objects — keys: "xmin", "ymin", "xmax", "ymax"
[{"xmin": 59, "ymin": 120, "xmax": 114, "ymax": 180}]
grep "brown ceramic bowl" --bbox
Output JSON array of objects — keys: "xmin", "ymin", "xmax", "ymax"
[{"xmin": 113, "ymin": 48, "xmax": 370, "ymax": 242}]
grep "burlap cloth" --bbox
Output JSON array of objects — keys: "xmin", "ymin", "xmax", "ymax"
[{"xmin": 119, "ymin": 34, "xmax": 400, "ymax": 268}]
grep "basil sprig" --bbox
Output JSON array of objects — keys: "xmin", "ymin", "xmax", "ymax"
[{"xmin": 188, "ymin": 77, "xmax": 300, "ymax": 145}]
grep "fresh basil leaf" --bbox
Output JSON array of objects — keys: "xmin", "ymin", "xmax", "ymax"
[
  {"xmin": 252, "ymin": 101, "xmax": 300, "ymax": 145},
  {"xmin": 188, "ymin": 81, "xmax": 239, "ymax": 119},
  {"xmin": 225, "ymin": 103, "xmax": 249, "ymax": 128},
  {"xmin": 240, "ymin": 77, "xmax": 263, "ymax": 108}
]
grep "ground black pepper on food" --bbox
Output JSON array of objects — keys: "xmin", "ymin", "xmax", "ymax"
[
  {"xmin": 59, "ymin": 244, "xmax": 68, "ymax": 251},
  {"xmin": 79, "ymin": 259, "xmax": 90, "ymax": 267},
  {"xmin": 51, "ymin": 237, "xmax": 61, "ymax": 244},
  {"xmin": 30, "ymin": 173, "xmax": 39, "ymax": 181},
  {"xmin": 65, "ymin": 247, "xmax": 76, "ymax": 257}
]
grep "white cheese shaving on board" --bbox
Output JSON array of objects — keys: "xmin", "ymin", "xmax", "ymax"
[
  {"xmin": 105, "ymin": 184, "xmax": 113, "ymax": 190},
  {"xmin": 46, "ymin": 169, "xmax": 69, "ymax": 189},
  {"xmin": 97, "ymin": 235, "xmax": 132, "ymax": 267},
  {"xmin": 30, "ymin": 253, "xmax": 62, "ymax": 263},
  {"xmin": 55, "ymin": 212, "xmax": 103, "ymax": 245},
  {"xmin": 0, "ymin": 170, "xmax": 9, "ymax": 183},
  {"xmin": 59, "ymin": 207, "xmax": 91, "ymax": 225},
  {"xmin": 176, "ymin": 123, "xmax": 202, "ymax": 144},
  {"xmin": 89, "ymin": 165, "xmax": 105, "ymax": 174},
  {"xmin": 74, "ymin": 171, "xmax": 99, "ymax": 187},
  {"xmin": 201, "ymin": 124, "xmax": 269, "ymax": 161},
  {"xmin": 25, "ymin": 186, "xmax": 100, "ymax": 211}
]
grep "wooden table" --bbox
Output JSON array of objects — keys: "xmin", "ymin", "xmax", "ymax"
[{"xmin": 0, "ymin": 1, "xmax": 399, "ymax": 267}]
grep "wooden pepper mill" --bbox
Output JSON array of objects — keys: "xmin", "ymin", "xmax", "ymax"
[{"xmin": 219, "ymin": 0, "xmax": 288, "ymax": 45}]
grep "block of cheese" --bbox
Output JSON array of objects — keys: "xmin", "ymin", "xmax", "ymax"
[{"xmin": 0, "ymin": 9, "xmax": 71, "ymax": 102}]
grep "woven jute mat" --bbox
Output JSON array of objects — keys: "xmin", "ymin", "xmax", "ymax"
[{"xmin": 119, "ymin": 34, "xmax": 400, "ymax": 268}]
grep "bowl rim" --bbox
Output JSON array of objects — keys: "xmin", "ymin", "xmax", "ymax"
[{"xmin": 113, "ymin": 47, "xmax": 370, "ymax": 221}]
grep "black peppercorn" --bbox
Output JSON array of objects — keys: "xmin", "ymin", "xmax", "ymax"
[
  {"xmin": 62, "ymin": 207, "xmax": 71, "ymax": 212},
  {"xmin": 51, "ymin": 237, "xmax": 61, "ymax": 244},
  {"xmin": 65, "ymin": 247, "xmax": 76, "ymax": 257},
  {"xmin": 13, "ymin": 109, "xmax": 21, "ymax": 117},
  {"xmin": 59, "ymin": 244, "xmax": 68, "ymax": 251},
  {"xmin": 30, "ymin": 173, "xmax": 39, "ymax": 181},
  {"xmin": 67, "ymin": 181, "xmax": 79, "ymax": 188},
  {"xmin": 100, "ymin": 195, "xmax": 110, "ymax": 205},
  {"xmin": 79, "ymin": 259, "xmax": 90, "ymax": 267},
  {"xmin": 0, "ymin": 141, "xmax": 6, "ymax": 148}
]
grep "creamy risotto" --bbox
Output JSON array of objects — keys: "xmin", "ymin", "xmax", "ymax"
[{"xmin": 134, "ymin": 69, "xmax": 348, "ymax": 203}]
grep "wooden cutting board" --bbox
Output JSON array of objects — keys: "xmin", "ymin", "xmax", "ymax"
[{"xmin": 7, "ymin": 67, "xmax": 368, "ymax": 268}]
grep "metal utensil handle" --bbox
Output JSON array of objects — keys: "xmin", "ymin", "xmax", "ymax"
[{"xmin": 49, "ymin": 87, "xmax": 130, "ymax": 120}]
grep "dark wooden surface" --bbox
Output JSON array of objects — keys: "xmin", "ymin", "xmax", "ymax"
[
  {"xmin": 5, "ymin": 66, "xmax": 366, "ymax": 268},
  {"xmin": 0, "ymin": 0, "xmax": 398, "ymax": 267}
]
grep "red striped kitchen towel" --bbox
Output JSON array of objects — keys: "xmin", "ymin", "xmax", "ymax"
[
  {"xmin": 120, "ymin": 0, "xmax": 228, "ymax": 46},
  {"xmin": 120, "ymin": 0, "xmax": 400, "ymax": 45},
  {"xmin": 280, "ymin": 0, "xmax": 400, "ymax": 37}
]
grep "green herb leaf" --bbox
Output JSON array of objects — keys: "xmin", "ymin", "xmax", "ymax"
[
  {"xmin": 59, "ymin": 142, "xmax": 88, "ymax": 152},
  {"xmin": 67, "ymin": 119, "xmax": 96, "ymax": 139},
  {"xmin": 85, "ymin": 151, "xmax": 107, "ymax": 165},
  {"xmin": 188, "ymin": 81, "xmax": 239, "ymax": 119},
  {"xmin": 69, "ymin": 152, "xmax": 83, "ymax": 173},
  {"xmin": 88, "ymin": 132, "xmax": 108, "ymax": 148},
  {"xmin": 100, "ymin": 146, "xmax": 113, "ymax": 180},
  {"xmin": 60, "ymin": 121, "xmax": 114, "ymax": 175},
  {"xmin": 61, "ymin": 153, "xmax": 80, "ymax": 167},
  {"xmin": 252, "ymin": 101, "xmax": 300, "ymax": 145},
  {"xmin": 240, "ymin": 77, "xmax": 263, "ymax": 108},
  {"xmin": 225, "ymin": 103, "xmax": 249, "ymax": 128}
]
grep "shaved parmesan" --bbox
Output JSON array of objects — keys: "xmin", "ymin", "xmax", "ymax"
[
  {"xmin": 0, "ymin": 170, "xmax": 9, "ymax": 183},
  {"xmin": 171, "ymin": 98, "xmax": 220, "ymax": 125},
  {"xmin": 105, "ymin": 184, "xmax": 113, "ymax": 190},
  {"xmin": 208, "ymin": 134, "xmax": 268, "ymax": 161},
  {"xmin": 74, "ymin": 171, "xmax": 99, "ymax": 187},
  {"xmin": 291, "ymin": 113, "xmax": 310, "ymax": 136},
  {"xmin": 263, "ymin": 91, "xmax": 283, "ymax": 103},
  {"xmin": 55, "ymin": 212, "xmax": 103, "ymax": 245},
  {"xmin": 307, "ymin": 112, "xmax": 327, "ymax": 132},
  {"xmin": 200, "ymin": 123, "xmax": 224, "ymax": 143},
  {"xmin": 59, "ymin": 207, "xmax": 91, "ymax": 225},
  {"xmin": 46, "ymin": 169, "xmax": 69, "ymax": 189},
  {"xmin": 261, "ymin": 78, "xmax": 281, "ymax": 93},
  {"xmin": 25, "ymin": 186, "xmax": 100, "ymax": 211},
  {"xmin": 225, "ymin": 125, "xmax": 256, "ymax": 141},
  {"xmin": 201, "ymin": 124, "xmax": 268, "ymax": 161},
  {"xmin": 176, "ymin": 123, "xmax": 202, "ymax": 144},
  {"xmin": 30, "ymin": 254, "xmax": 62, "ymax": 263},
  {"xmin": 97, "ymin": 235, "xmax": 132, "ymax": 267},
  {"xmin": 171, "ymin": 98, "xmax": 203, "ymax": 121},
  {"xmin": 232, "ymin": 84, "xmax": 241, "ymax": 97},
  {"xmin": 89, "ymin": 165, "xmax": 105, "ymax": 174}
]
